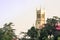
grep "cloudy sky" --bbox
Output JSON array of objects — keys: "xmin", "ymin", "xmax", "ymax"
[{"xmin": 0, "ymin": 0, "xmax": 60, "ymax": 35}]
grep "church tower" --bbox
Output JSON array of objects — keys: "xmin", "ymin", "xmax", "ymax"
[{"xmin": 36, "ymin": 8, "xmax": 45, "ymax": 29}]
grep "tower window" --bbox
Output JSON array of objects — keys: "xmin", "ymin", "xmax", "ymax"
[{"xmin": 37, "ymin": 14, "xmax": 41, "ymax": 18}]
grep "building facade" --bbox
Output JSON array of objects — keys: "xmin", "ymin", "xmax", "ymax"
[{"xmin": 36, "ymin": 8, "xmax": 45, "ymax": 29}]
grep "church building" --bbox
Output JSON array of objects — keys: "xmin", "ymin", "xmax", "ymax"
[{"xmin": 36, "ymin": 8, "xmax": 45, "ymax": 29}]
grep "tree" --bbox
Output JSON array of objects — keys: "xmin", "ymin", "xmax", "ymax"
[
  {"xmin": 39, "ymin": 27, "xmax": 48, "ymax": 40},
  {"xmin": 0, "ymin": 28, "xmax": 4, "ymax": 40},
  {"xmin": 39, "ymin": 16, "xmax": 60, "ymax": 40},
  {"xmin": 0, "ymin": 22, "xmax": 16, "ymax": 40},
  {"xmin": 27, "ymin": 26, "xmax": 38, "ymax": 40}
]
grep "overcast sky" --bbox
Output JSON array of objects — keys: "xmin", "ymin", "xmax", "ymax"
[{"xmin": 0, "ymin": 0, "xmax": 60, "ymax": 35}]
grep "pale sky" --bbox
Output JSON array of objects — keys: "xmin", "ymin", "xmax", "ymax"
[{"xmin": 0, "ymin": 0, "xmax": 60, "ymax": 35}]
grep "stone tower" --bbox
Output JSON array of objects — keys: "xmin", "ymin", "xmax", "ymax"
[{"xmin": 36, "ymin": 8, "xmax": 45, "ymax": 29}]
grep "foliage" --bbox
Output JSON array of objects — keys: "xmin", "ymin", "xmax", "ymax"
[
  {"xmin": 39, "ymin": 28, "xmax": 48, "ymax": 40},
  {"xmin": 0, "ymin": 22, "xmax": 16, "ymax": 40},
  {"xmin": 39, "ymin": 16, "xmax": 60, "ymax": 40},
  {"xmin": 27, "ymin": 26, "xmax": 38, "ymax": 39},
  {"xmin": 21, "ymin": 16, "xmax": 60, "ymax": 40}
]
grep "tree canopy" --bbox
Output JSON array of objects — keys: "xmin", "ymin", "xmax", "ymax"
[
  {"xmin": 0, "ymin": 22, "xmax": 16, "ymax": 40},
  {"xmin": 26, "ymin": 16, "xmax": 60, "ymax": 40}
]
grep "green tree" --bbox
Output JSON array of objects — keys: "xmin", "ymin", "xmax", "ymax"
[
  {"xmin": 27, "ymin": 26, "xmax": 38, "ymax": 40},
  {"xmin": 2, "ymin": 22, "xmax": 16, "ymax": 40},
  {"xmin": 39, "ymin": 16, "xmax": 60, "ymax": 40},
  {"xmin": 0, "ymin": 28, "xmax": 4, "ymax": 40},
  {"xmin": 37, "ymin": 25, "xmax": 49, "ymax": 40}
]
